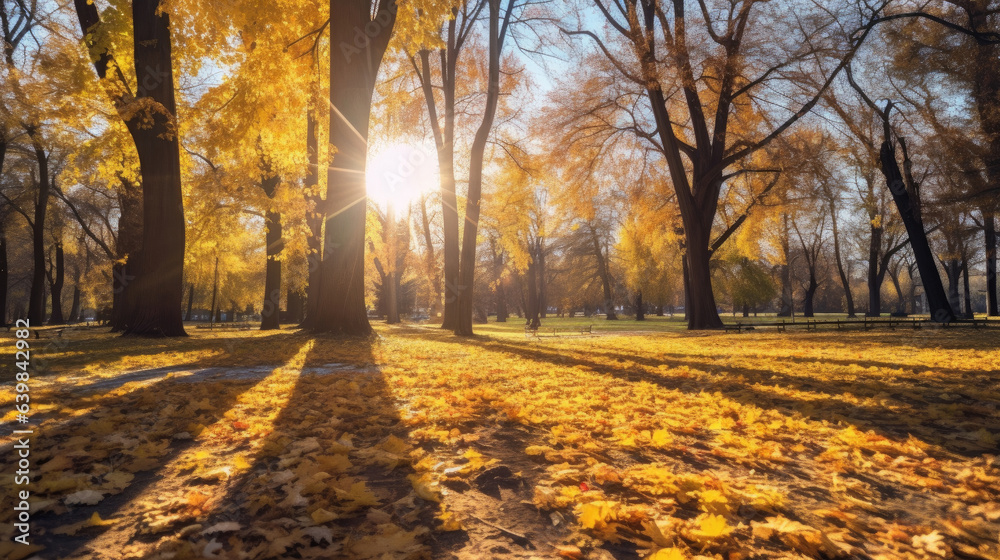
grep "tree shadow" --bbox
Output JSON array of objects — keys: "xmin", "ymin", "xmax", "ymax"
[
  {"xmin": 0, "ymin": 331, "xmax": 310, "ymax": 558},
  {"xmin": 415, "ymin": 331, "xmax": 995, "ymax": 458},
  {"xmin": 159, "ymin": 335, "xmax": 442, "ymax": 559}
]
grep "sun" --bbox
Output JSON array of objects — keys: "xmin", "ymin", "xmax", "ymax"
[{"xmin": 365, "ymin": 141, "xmax": 439, "ymax": 208}]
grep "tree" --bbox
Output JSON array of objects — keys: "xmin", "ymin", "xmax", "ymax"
[
  {"xmin": 73, "ymin": 0, "xmax": 187, "ymax": 336},
  {"xmin": 308, "ymin": 0, "xmax": 399, "ymax": 335},
  {"xmin": 454, "ymin": 0, "xmax": 518, "ymax": 336},
  {"xmin": 563, "ymin": 0, "xmax": 874, "ymax": 328}
]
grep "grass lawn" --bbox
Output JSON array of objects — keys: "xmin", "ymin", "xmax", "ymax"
[{"xmin": 1, "ymin": 323, "xmax": 998, "ymax": 559}]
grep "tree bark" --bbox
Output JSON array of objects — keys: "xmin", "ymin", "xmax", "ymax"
[
  {"xmin": 302, "ymin": 106, "xmax": 322, "ymax": 328},
  {"xmin": 48, "ymin": 241, "xmax": 65, "ymax": 324},
  {"xmin": 312, "ymin": 0, "xmax": 395, "ymax": 336},
  {"xmin": 111, "ymin": 182, "xmax": 142, "ymax": 332},
  {"xmin": 962, "ymin": 256, "xmax": 973, "ymax": 317},
  {"xmin": 69, "ymin": 285, "xmax": 81, "ymax": 323},
  {"xmin": 261, "ymin": 209, "xmax": 283, "ymax": 329},
  {"xmin": 876, "ymin": 127, "xmax": 954, "ymax": 322},
  {"xmin": 455, "ymin": 0, "xmax": 505, "ymax": 336},
  {"xmin": 27, "ymin": 131, "xmax": 49, "ymax": 324},
  {"xmin": 827, "ymin": 193, "xmax": 856, "ymax": 317},
  {"xmin": 260, "ymin": 174, "xmax": 282, "ymax": 330},
  {"xmin": 120, "ymin": 0, "xmax": 187, "ymax": 336},
  {"xmin": 777, "ymin": 214, "xmax": 793, "ymax": 317},
  {"xmin": 635, "ymin": 291, "xmax": 644, "ymax": 320},
  {"xmin": 867, "ymin": 221, "xmax": 883, "ymax": 317},
  {"xmin": 803, "ymin": 273, "xmax": 818, "ymax": 318},
  {"xmin": 984, "ymin": 212, "xmax": 998, "ymax": 316},
  {"xmin": 418, "ymin": 194, "xmax": 442, "ymax": 319},
  {"xmin": 417, "ymin": 47, "xmax": 461, "ymax": 330},
  {"xmin": 524, "ymin": 254, "xmax": 540, "ymax": 329},
  {"xmin": 538, "ymin": 237, "xmax": 547, "ymax": 318}
]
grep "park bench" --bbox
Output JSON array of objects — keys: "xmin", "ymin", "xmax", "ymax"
[{"xmin": 524, "ymin": 325, "xmax": 593, "ymax": 338}]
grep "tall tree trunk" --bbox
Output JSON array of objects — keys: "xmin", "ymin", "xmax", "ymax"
[
  {"xmin": 592, "ymin": 232, "xmax": 617, "ymax": 320},
  {"xmin": 27, "ymin": 132, "xmax": 49, "ymax": 324},
  {"xmin": 876, "ymin": 124, "xmax": 954, "ymax": 322},
  {"xmin": 261, "ymin": 209, "xmax": 283, "ymax": 330},
  {"xmin": 493, "ymin": 247, "xmax": 507, "ymax": 322},
  {"xmin": 260, "ymin": 174, "xmax": 282, "ymax": 330},
  {"xmin": 69, "ymin": 285, "xmax": 81, "ymax": 323},
  {"xmin": 777, "ymin": 214, "xmax": 792, "ymax": 317},
  {"xmin": 185, "ymin": 283, "xmax": 194, "ymax": 321},
  {"xmin": 524, "ymin": 255, "xmax": 540, "ymax": 329},
  {"xmin": 312, "ymin": 0, "xmax": 395, "ymax": 335},
  {"xmin": 538, "ymin": 238, "xmax": 547, "ymax": 318},
  {"xmin": 302, "ymin": 107, "xmax": 323, "ymax": 328},
  {"xmin": 828, "ymin": 195, "xmax": 856, "ymax": 317},
  {"xmin": 121, "ymin": 0, "xmax": 186, "ymax": 336},
  {"xmin": 984, "ymin": 212, "xmax": 997, "ymax": 316},
  {"xmin": 635, "ymin": 291, "xmax": 644, "ymax": 321},
  {"xmin": 867, "ymin": 222, "xmax": 883, "ymax": 317},
  {"xmin": 455, "ymin": 0, "xmax": 504, "ymax": 336},
  {"xmin": 943, "ymin": 259, "xmax": 961, "ymax": 315},
  {"xmin": 416, "ymin": 34, "xmax": 461, "ymax": 330},
  {"xmin": 209, "ymin": 256, "xmax": 219, "ymax": 327},
  {"xmin": 418, "ymin": 194, "xmax": 442, "ymax": 319},
  {"xmin": 962, "ymin": 256, "xmax": 973, "ymax": 317},
  {"xmin": 74, "ymin": 0, "xmax": 186, "ymax": 336},
  {"xmin": 888, "ymin": 266, "xmax": 905, "ymax": 315},
  {"xmin": 48, "ymin": 241, "xmax": 65, "ymax": 324},
  {"xmin": 386, "ymin": 206, "xmax": 400, "ymax": 325}
]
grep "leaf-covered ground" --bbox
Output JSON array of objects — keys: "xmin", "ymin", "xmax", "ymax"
[{"xmin": 1, "ymin": 324, "xmax": 998, "ymax": 559}]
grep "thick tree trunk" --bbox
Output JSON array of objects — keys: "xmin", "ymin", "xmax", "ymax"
[
  {"xmin": 121, "ymin": 0, "xmax": 186, "ymax": 336},
  {"xmin": 261, "ymin": 208, "xmax": 283, "ymax": 330},
  {"xmin": 878, "ymin": 134, "xmax": 954, "ymax": 322},
  {"xmin": 48, "ymin": 241, "xmax": 65, "ymax": 324},
  {"xmin": 27, "ymin": 134, "xmax": 49, "ymax": 324},
  {"xmin": 684, "ymin": 218, "xmax": 724, "ymax": 329},
  {"xmin": 635, "ymin": 291, "xmax": 644, "ymax": 321},
  {"xmin": 111, "ymin": 183, "xmax": 142, "ymax": 332},
  {"xmin": 312, "ymin": 0, "xmax": 394, "ymax": 335},
  {"xmin": 984, "ymin": 213, "xmax": 997, "ymax": 316}
]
